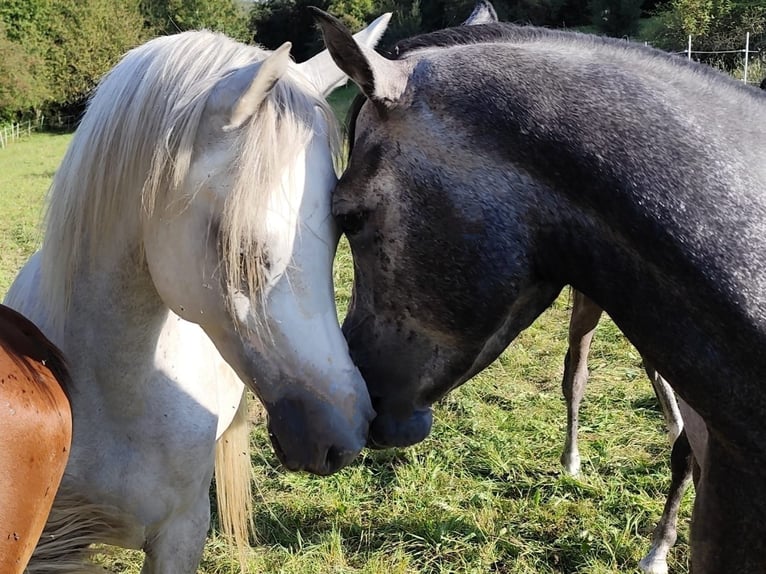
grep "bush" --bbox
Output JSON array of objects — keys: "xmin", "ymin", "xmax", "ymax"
[
  {"xmin": 0, "ymin": 21, "xmax": 46, "ymax": 121},
  {"xmin": 140, "ymin": 0, "xmax": 249, "ymax": 41},
  {"xmin": 647, "ymin": 0, "xmax": 765, "ymax": 71}
]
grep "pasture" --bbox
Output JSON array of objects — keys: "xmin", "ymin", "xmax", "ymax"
[{"xmin": 0, "ymin": 90, "xmax": 692, "ymax": 573}]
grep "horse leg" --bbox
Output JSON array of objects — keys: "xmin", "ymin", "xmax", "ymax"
[
  {"xmin": 560, "ymin": 290, "xmax": 602, "ymax": 476},
  {"xmin": 638, "ymin": 429, "xmax": 694, "ymax": 574},
  {"xmin": 690, "ymin": 437, "xmax": 766, "ymax": 572},
  {"xmin": 140, "ymin": 492, "xmax": 211, "ymax": 574},
  {"xmin": 644, "ymin": 361, "xmax": 683, "ymax": 444}
]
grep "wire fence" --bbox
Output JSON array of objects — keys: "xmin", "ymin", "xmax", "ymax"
[
  {"xmin": 0, "ymin": 113, "xmax": 79, "ymax": 149},
  {"xmin": 667, "ymin": 33, "xmax": 763, "ymax": 86},
  {"xmin": 0, "ymin": 118, "xmax": 38, "ymax": 149}
]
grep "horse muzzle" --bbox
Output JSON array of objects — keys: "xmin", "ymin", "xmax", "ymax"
[
  {"xmin": 266, "ymin": 395, "xmax": 372, "ymax": 475},
  {"xmin": 366, "ymin": 406, "xmax": 433, "ymax": 449}
]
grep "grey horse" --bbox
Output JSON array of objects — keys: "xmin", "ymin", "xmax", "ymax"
[
  {"xmin": 462, "ymin": 6, "xmax": 691, "ymax": 573},
  {"xmin": 314, "ymin": 9, "xmax": 766, "ymax": 573}
]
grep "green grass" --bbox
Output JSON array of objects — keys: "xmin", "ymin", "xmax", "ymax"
[
  {"xmin": 0, "ymin": 132, "xmax": 72, "ymax": 294},
  {"xmin": 327, "ymin": 84, "xmax": 359, "ymax": 123},
  {"xmin": 0, "ymin": 117, "xmax": 692, "ymax": 572}
]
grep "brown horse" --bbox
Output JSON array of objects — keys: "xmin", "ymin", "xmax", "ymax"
[{"xmin": 0, "ymin": 304, "xmax": 72, "ymax": 573}]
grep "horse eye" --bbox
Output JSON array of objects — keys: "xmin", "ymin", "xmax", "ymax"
[{"xmin": 336, "ymin": 211, "xmax": 368, "ymax": 236}]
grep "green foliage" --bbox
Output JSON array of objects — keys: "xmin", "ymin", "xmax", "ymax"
[
  {"xmin": 0, "ymin": 0, "xmax": 252, "ymax": 122},
  {"xmin": 0, "ymin": 0, "xmax": 52, "ymax": 119},
  {"xmin": 329, "ymin": 0, "xmax": 378, "ymax": 31},
  {"xmin": 0, "ymin": 21, "xmax": 45, "ymax": 120},
  {"xmin": 648, "ymin": 0, "xmax": 765, "ymax": 70},
  {"xmin": 380, "ymin": 0, "xmax": 423, "ymax": 41},
  {"xmin": 0, "ymin": 0, "xmax": 145, "ymax": 123},
  {"xmin": 44, "ymin": 0, "xmax": 146, "ymax": 116},
  {"xmin": 670, "ymin": 0, "xmax": 732, "ymax": 36},
  {"xmin": 140, "ymin": 0, "xmax": 249, "ymax": 41}
]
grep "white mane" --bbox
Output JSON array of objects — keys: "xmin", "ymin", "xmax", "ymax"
[{"xmin": 40, "ymin": 30, "xmax": 340, "ymax": 330}]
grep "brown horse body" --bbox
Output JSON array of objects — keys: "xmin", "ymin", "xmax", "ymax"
[{"xmin": 0, "ymin": 304, "xmax": 72, "ymax": 573}]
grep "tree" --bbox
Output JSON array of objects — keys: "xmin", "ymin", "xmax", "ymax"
[
  {"xmin": 0, "ymin": 21, "xmax": 45, "ymax": 120},
  {"xmin": 141, "ymin": 0, "xmax": 250, "ymax": 41},
  {"xmin": 329, "ymin": 0, "xmax": 378, "ymax": 31},
  {"xmin": 649, "ymin": 0, "xmax": 765, "ymax": 70},
  {"xmin": 0, "ymin": 0, "xmax": 145, "ymax": 123},
  {"xmin": 43, "ymin": 0, "xmax": 146, "ymax": 118},
  {"xmin": 669, "ymin": 0, "xmax": 730, "ymax": 37}
]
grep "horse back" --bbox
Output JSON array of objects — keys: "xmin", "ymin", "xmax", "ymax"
[{"xmin": 0, "ymin": 304, "xmax": 72, "ymax": 573}]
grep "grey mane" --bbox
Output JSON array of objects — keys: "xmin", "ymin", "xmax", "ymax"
[
  {"xmin": 347, "ymin": 23, "xmax": 765, "ymax": 151},
  {"xmin": 390, "ymin": 23, "xmax": 763, "ymax": 97}
]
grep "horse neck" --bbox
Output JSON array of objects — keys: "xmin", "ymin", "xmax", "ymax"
[
  {"xmin": 50, "ymin": 240, "xmax": 172, "ymax": 395},
  {"xmin": 539, "ymin": 197, "xmax": 766, "ymax": 451}
]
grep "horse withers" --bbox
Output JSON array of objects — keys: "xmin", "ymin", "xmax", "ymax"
[
  {"xmin": 4, "ymin": 15, "xmax": 390, "ymax": 573},
  {"xmin": 0, "ymin": 304, "xmax": 71, "ymax": 574},
  {"xmin": 315, "ymin": 11, "xmax": 766, "ymax": 572}
]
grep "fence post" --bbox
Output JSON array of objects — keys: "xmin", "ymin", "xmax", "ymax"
[
  {"xmin": 743, "ymin": 32, "xmax": 750, "ymax": 84},
  {"xmin": 688, "ymin": 35, "xmax": 692, "ymax": 60}
]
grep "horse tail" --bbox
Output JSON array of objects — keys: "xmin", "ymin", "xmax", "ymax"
[
  {"xmin": 26, "ymin": 488, "xmax": 129, "ymax": 573},
  {"xmin": 214, "ymin": 390, "xmax": 254, "ymax": 572}
]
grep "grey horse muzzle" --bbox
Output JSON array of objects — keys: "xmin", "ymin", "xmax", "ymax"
[{"xmin": 366, "ymin": 406, "xmax": 433, "ymax": 449}]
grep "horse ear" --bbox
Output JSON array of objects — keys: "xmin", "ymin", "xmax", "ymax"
[
  {"xmin": 311, "ymin": 8, "xmax": 407, "ymax": 106},
  {"xmin": 462, "ymin": 0, "xmax": 499, "ymax": 25},
  {"xmin": 298, "ymin": 12, "xmax": 392, "ymax": 96},
  {"xmin": 210, "ymin": 42, "xmax": 293, "ymax": 131}
]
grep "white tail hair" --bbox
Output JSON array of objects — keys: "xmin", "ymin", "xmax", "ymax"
[
  {"xmin": 215, "ymin": 390, "xmax": 254, "ymax": 571},
  {"xmin": 25, "ymin": 488, "xmax": 134, "ymax": 573}
]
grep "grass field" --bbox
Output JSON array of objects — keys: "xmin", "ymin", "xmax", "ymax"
[{"xmin": 0, "ymin": 92, "xmax": 692, "ymax": 573}]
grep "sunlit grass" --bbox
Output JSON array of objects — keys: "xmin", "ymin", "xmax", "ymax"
[{"xmin": 0, "ymin": 132, "xmax": 72, "ymax": 294}]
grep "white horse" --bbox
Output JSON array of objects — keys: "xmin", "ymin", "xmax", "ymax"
[{"xmin": 4, "ymin": 17, "xmax": 389, "ymax": 573}]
